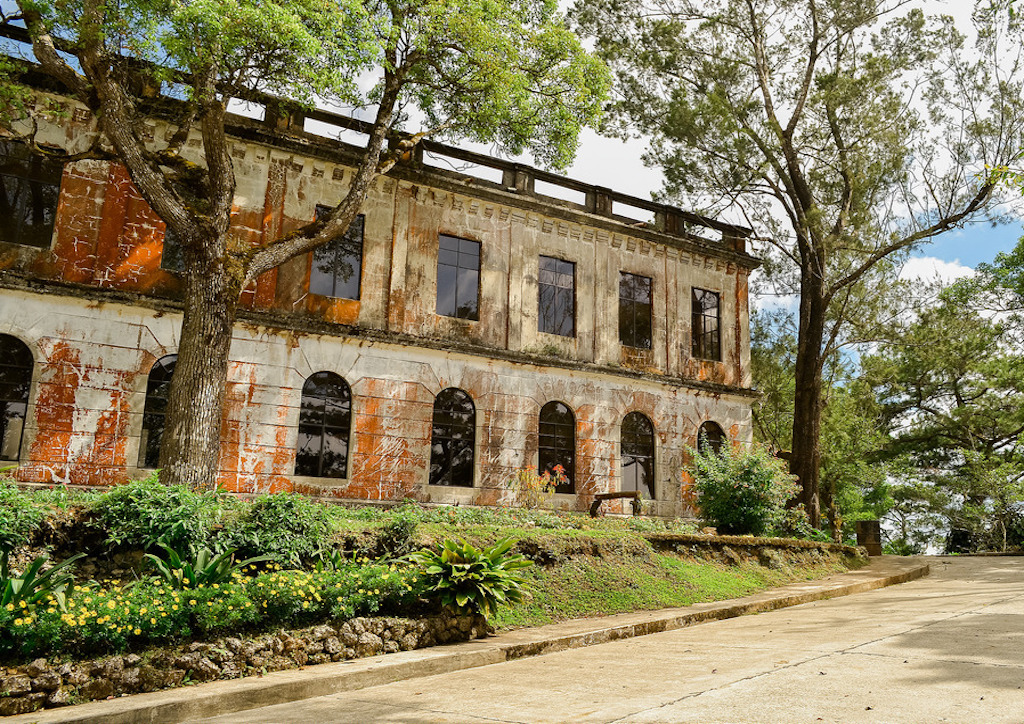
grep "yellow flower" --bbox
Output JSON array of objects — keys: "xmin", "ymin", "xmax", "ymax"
[
  {"xmin": 189, "ymin": 600, "xmax": 197, "ymax": 606},
  {"xmin": 134, "ymin": 628, "xmax": 141, "ymax": 635},
  {"xmin": 14, "ymin": 618, "xmax": 22, "ymax": 626},
  {"xmin": 172, "ymin": 605, "xmax": 178, "ymax": 611},
  {"xmin": 150, "ymin": 617, "xmax": 156, "ymax": 624}
]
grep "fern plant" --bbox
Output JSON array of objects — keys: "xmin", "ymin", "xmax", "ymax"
[
  {"xmin": 407, "ymin": 538, "xmax": 532, "ymax": 617},
  {"xmin": 144, "ymin": 543, "xmax": 272, "ymax": 589},
  {"xmin": 1, "ymin": 548, "xmax": 84, "ymax": 612}
]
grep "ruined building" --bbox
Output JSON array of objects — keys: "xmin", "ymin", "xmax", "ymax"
[{"xmin": 0, "ymin": 87, "xmax": 758, "ymax": 517}]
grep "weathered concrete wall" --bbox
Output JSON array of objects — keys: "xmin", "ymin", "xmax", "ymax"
[
  {"xmin": 0, "ymin": 288, "xmax": 752, "ymax": 516},
  {"xmin": 0, "ymin": 91, "xmax": 758, "ymax": 516}
]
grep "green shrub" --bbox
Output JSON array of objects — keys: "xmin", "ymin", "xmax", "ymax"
[
  {"xmin": 144, "ymin": 543, "xmax": 273, "ymax": 589},
  {"xmin": 407, "ymin": 538, "xmax": 532, "ymax": 617},
  {"xmin": 1, "ymin": 548, "xmax": 84, "ymax": 612},
  {"xmin": 0, "ymin": 560, "xmax": 425, "ymax": 659},
  {"xmin": 93, "ymin": 474, "xmax": 220, "ymax": 554},
  {"xmin": 0, "ymin": 481, "xmax": 43, "ymax": 550},
  {"xmin": 690, "ymin": 442, "xmax": 798, "ymax": 536},
  {"xmin": 217, "ymin": 492, "xmax": 331, "ymax": 565}
]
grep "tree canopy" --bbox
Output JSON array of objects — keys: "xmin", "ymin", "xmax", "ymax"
[
  {"xmin": 574, "ymin": 0, "xmax": 1024, "ymax": 525},
  {"xmin": 0, "ymin": 0, "xmax": 610, "ymax": 489}
]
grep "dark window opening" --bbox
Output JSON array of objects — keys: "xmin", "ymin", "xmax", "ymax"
[
  {"xmin": 436, "ymin": 234, "xmax": 480, "ymax": 320},
  {"xmin": 0, "ymin": 140, "xmax": 63, "ymax": 248},
  {"xmin": 538, "ymin": 256, "xmax": 575, "ymax": 337},
  {"xmin": 621, "ymin": 411, "xmax": 655, "ymax": 499},
  {"xmin": 140, "ymin": 355, "xmax": 176, "ymax": 468},
  {"xmin": 429, "ymin": 388, "xmax": 475, "ymax": 487},
  {"xmin": 619, "ymin": 272, "xmax": 653, "ymax": 349},
  {"xmin": 698, "ymin": 421, "xmax": 726, "ymax": 456},
  {"xmin": 295, "ymin": 371, "xmax": 352, "ymax": 478},
  {"xmin": 692, "ymin": 288, "xmax": 721, "ymax": 361},
  {"xmin": 161, "ymin": 228, "xmax": 185, "ymax": 274},
  {"xmin": 310, "ymin": 207, "xmax": 364, "ymax": 300},
  {"xmin": 539, "ymin": 401, "xmax": 575, "ymax": 494},
  {"xmin": 0, "ymin": 334, "xmax": 33, "ymax": 462}
]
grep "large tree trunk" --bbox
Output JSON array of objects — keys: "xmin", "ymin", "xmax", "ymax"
[
  {"xmin": 159, "ymin": 252, "xmax": 242, "ymax": 491},
  {"xmin": 790, "ymin": 272, "xmax": 827, "ymax": 528}
]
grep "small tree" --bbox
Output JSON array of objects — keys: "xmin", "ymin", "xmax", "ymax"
[
  {"xmin": 0, "ymin": 0, "xmax": 610, "ymax": 490},
  {"xmin": 689, "ymin": 441, "xmax": 798, "ymax": 536}
]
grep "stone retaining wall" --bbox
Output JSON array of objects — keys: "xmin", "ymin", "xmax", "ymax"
[{"xmin": 0, "ymin": 611, "xmax": 487, "ymax": 716}]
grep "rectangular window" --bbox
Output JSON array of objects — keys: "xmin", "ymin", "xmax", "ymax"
[
  {"xmin": 161, "ymin": 228, "xmax": 185, "ymax": 273},
  {"xmin": 619, "ymin": 272, "xmax": 652, "ymax": 349},
  {"xmin": 436, "ymin": 234, "xmax": 480, "ymax": 320},
  {"xmin": 310, "ymin": 206, "xmax": 364, "ymax": 299},
  {"xmin": 0, "ymin": 141, "xmax": 62, "ymax": 248},
  {"xmin": 692, "ymin": 288, "xmax": 721, "ymax": 361},
  {"xmin": 538, "ymin": 256, "xmax": 575, "ymax": 337}
]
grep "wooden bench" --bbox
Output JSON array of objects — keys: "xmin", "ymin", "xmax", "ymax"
[{"xmin": 589, "ymin": 491, "xmax": 642, "ymax": 517}]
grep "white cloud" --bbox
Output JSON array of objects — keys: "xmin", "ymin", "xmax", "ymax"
[{"xmin": 898, "ymin": 256, "xmax": 975, "ymax": 284}]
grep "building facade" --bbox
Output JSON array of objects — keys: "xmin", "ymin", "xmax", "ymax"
[{"xmin": 0, "ymin": 89, "xmax": 758, "ymax": 517}]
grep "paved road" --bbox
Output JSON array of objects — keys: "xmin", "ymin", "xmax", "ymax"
[{"xmin": 195, "ymin": 557, "xmax": 1024, "ymax": 724}]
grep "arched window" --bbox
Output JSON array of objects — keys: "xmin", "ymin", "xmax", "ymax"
[
  {"xmin": 622, "ymin": 412, "xmax": 656, "ymax": 499},
  {"xmin": 430, "ymin": 388, "xmax": 475, "ymax": 487},
  {"xmin": 295, "ymin": 372, "xmax": 352, "ymax": 478},
  {"xmin": 140, "ymin": 355, "xmax": 176, "ymax": 468},
  {"xmin": 539, "ymin": 401, "xmax": 575, "ymax": 493},
  {"xmin": 698, "ymin": 421, "xmax": 726, "ymax": 456},
  {"xmin": 0, "ymin": 334, "xmax": 33, "ymax": 462}
]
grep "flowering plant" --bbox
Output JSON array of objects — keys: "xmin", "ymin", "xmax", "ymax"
[{"xmin": 507, "ymin": 465, "xmax": 568, "ymax": 509}]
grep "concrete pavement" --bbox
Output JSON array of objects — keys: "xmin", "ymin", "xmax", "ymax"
[
  {"xmin": 5, "ymin": 556, "xmax": 928, "ymax": 724},
  {"xmin": 191, "ymin": 557, "xmax": 1024, "ymax": 724}
]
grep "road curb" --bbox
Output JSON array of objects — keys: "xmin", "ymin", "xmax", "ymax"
[{"xmin": 6, "ymin": 557, "xmax": 929, "ymax": 724}]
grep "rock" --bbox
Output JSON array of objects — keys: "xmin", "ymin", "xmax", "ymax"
[
  {"xmin": 31, "ymin": 672, "xmax": 61, "ymax": 692},
  {"xmin": 323, "ymin": 636, "xmax": 343, "ymax": 655},
  {"xmin": 458, "ymin": 617, "xmax": 473, "ymax": 633},
  {"xmin": 124, "ymin": 653, "xmax": 142, "ymax": 667},
  {"xmin": 174, "ymin": 653, "xmax": 202, "ymax": 671},
  {"xmin": 224, "ymin": 637, "xmax": 245, "ymax": 653},
  {"xmin": 139, "ymin": 665, "xmax": 184, "ymax": 691},
  {"xmin": 219, "ymin": 661, "xmax": 246, "ymax": 678},
  {"xmin": 117, "ymin": 667, "xmax": 142, "ymax": 694},
  {"xmin": 47, "ymin": 687, "xmax": 72, "ymax": 707},
  {"xmin": 383, "ymin": 641, "xmax": 400, "ymax": 654},
  {"xmin": 720, "ymin": 546, "xmax": 743, "ymax": 566},
  {"xmin": 2, "ymin": 674, "xmax": 32, "ymax": 696},
  {"xmin": 290, "ymin": 649, "xmax": 308, "ymax": 667},
  {"xmin": 25, "ymin": 658, "xmax": 49, "ymax": 677},
  {"xmin": 102, "ymin": 656, "xmax": 125, "ymax": 677},
  {"xmin": 309, "ymin": 624, "xmax": 334, "ymax": 640},
  {"xmin": 355, "ymin": 632, "xmax": 383, "ymax": 658},
  {"xmin": 80, "ymin": 677, "xmax": 114, "ymax": 700},
  {"xmin": 758, "ymin": 548, "xmax": 786, "ymax": 570},
  {"xmin": 308, "ymin": 653, "xmax": 331, "ymax": 665},
  {"xmin": 279, "ymin": 634, "xmax": 304, "ymax": 654},
  {"xmin": 341, "ymin": 647, "xmax": 356, "ymax": 660},
  {"xmin": 270, "ymin": 656, "xmax": 297, "ymax": 672},
  {"xmin": 341, "ymin": 631, "xmax": 359, "ymax": 647},
  {"xmin": 0, "ymin": 694, "xmax": 41, "ymax": 716},
  {"xmin": 54, "ymin": 662, "xmax": 74, "ymax": 678},
  {"xmin": 248, "ymin": 653, "xmax": 270, "ymax": 669},
  {"xmin": 190, "ymin": 658, "xmax": 221, "ymax": 683},
  {"xmin": 350, "ymin": 618, "xmax": 367, "ymax": 635},
  {"xmin": 399, "ymin": 633, "xmax": 419, "ymax": 651},
  {"xmin": 65, "ymin": 668, "xmax": 90, "ymax": 687},
  {"xmin": 187, "ymin": 642, "xmax": 211, "ymax": 654}
]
